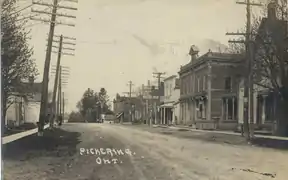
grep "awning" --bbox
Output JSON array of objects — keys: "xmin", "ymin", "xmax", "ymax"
[
  {"xmin": 173, "ymin": 101, "xmax": 180, "ymax": 105},
  {"xmin": 116, "ymin": 112, "xmax": 124, "ymax": 118},
  {"xmin": 159, "ymin": 102, "xmax": 174, "ymax": 108}
]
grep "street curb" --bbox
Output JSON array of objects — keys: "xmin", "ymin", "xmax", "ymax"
[{"xmin": 2, "ymin": 124, "xmax": 49, "ymax": 145}]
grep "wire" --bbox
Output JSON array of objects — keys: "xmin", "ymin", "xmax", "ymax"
[
  {"xmin": 9, "ymin": 3, "xmax": 34, "ymax": 16},
  {"xmin": 24, "ymin": 22, "xmax": 44, "ymax": 28},
  {"xmin": 4, "ymin": 0, "xmax": 63, "ymax": 27}
]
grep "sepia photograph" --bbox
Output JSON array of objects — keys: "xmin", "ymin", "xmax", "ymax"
[{"xmin": 1, "ymin": 0, "xmax": 288, "ymax": 179}]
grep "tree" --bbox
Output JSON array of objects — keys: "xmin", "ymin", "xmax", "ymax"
[
  {"xmin": 98, "ymin": 88, "xmax": 110, "ymax": 113},
  {"xmin": 76, "ymin": 88, "xmax": 112, "ymax": 121},
  {"xmin": 229, "ymin": 1, "xmax": 288, "ymax": 136},
  {"xmin": 68, "ymin": 111, "xmax": 84, "ymax": 122},
  {"xmin": 1, "ymin": 0, "xmax": 38, "ymax": 126},
  {"xmin": 77, "ymin": 88, "xmax": 96, "ymax": 117}
]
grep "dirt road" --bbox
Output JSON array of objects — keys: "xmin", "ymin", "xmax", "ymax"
[{"xmin": 3, "ymin": 123, "xmax": 288, "ymax": 180}]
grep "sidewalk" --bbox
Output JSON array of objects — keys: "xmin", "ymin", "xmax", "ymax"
[
  {"xmin": 2, "ymin": 124, "xmax": 50, "ymax": 145},
  {"xmin": 117, "ymin": 123, "xmax": 288, "ymax": 150},
  {"xmin": 154, "ymin": 124, "xmax": 288, "ymax": 141},
  {"xmin": 2, "ymin": 119, "xmax": 70, "ymax": 145}
]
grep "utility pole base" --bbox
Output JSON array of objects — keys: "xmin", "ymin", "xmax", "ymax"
[{"xmin": 37, "ymin": 132, "xmax": 44, "ymax": 136}]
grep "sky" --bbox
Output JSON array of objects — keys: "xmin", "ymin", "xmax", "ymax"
[{"xmin": 15, "ymin": 0, "xmax": 264, "ymax": 112}]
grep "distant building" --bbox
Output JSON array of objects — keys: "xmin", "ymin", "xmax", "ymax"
[
  {"xmin": 159, "ymin": 75, "xmax": 180, "ymax": 125},
  {"xmin": 113, "ymin": 79, "xmax": 163, "ymax": 124},
  {"xmin": 113, "ymin": 95, "xmax": 143, "ymax": 123}
]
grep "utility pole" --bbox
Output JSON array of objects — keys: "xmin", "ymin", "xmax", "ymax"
[
  {"xmin": 226, "ymin": 0, "xmax": 262, "ymax": 140},
  {"xmin": 57, "ymin": 66, "xmax": 62, "ymax": 122},
  {"xmin": 123, "ymin": 81, "xmax": 135, "ymax": 122},
  {"xmin": 127, "ymin": 81, "xmax": 134, "ymax": 122},
  {"xmin": 50, "ymin": 35, "xmax": 75, "ymax": 128},
  {"xmin": 31, "ymin": 0, "xmax": 77, "ymax": 136},
  {"xmin": 62, "ymin": 92, "xmax": 65, "ymax": 119},
  {"xmin": 152, "ymin": 72, "xmax": 165, "ymax": 124},
  {"xmin": 51, "ymin": 35, "xmax": 63, "ymax": 128},
  {"xmin": 51, "ymin": 65, "xmax": 70, "ymax": 122}
]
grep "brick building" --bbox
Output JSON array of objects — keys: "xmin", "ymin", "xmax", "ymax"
[
  {"xmin": 178, "ymin": 46, "xmax": 243, "ymax": 130},
  {"xmin": 113, "ymin": 95, "xmax": 143, "ymax": 123}
]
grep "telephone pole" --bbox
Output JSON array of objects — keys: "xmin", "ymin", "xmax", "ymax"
[
  {"xmin": 51, "ymin": 35, "xmax": 62, "ymax": 128},
  {"xmin": 57, "ymin": 66, "xmax": 62, "ymax": 120},
  {"xmin": 57, "ymin": 66, "xmax": 62, "ymax": 119},
  {"xmin": 50, "ymin": 35, "xmax": 75, "ymax": 128},
  {"xmin": 152, "ymin": 72, "xmax": 165, "ymax": 124},
  {"xmin": 51, "ymin": 65, "xmax": 70, "ymax": 122},
  {"xmin": 226, "ymin": 0, "xmax": 262, "ymax": 140},
  {"xmin": 31, "ymin": 0, "xmax": 77, "ymax": 135},
  {"xmin": 124, "ymin": 81, "xmax": 134, "ymax": 122}
]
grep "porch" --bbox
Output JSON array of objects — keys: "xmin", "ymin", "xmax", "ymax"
[{"xmin": 159, "ymin": 103, "xmax": 174, "ymax": 125}]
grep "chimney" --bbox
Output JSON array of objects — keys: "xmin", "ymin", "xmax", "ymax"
[
  {"xmin": 267, "ymin": 1, "xmax": 277, "ymax": 20},
  {"xmin": 189, "ymin": 45, "xmax": 199, "ymax": 62},
  {"xmin": 147, "ymin": 80, "xmax": 150, "ymax": 87}
]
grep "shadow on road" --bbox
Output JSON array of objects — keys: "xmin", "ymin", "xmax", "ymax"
[
  {"xmin": 251, "ymin": 137, "xmax": 288, "ymax": 150},
  {"xmin": 2, "ymin": 128, "xmax": 81, "ymax": 161}
]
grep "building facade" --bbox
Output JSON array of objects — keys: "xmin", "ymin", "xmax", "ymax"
[
  {"xmin": 113, "ymin": 95, "xmax": 144, "ymax": 123},
  {"xmin": 179, "ymin": 46, "xmax": 244, "ymax": 130},
  {"xmin": 159, "ymin": 75, "xmax": 180, "ymax": 125},
  {"xmin": 5, "ymin": 79, "xmax": 42, "ymax": 127}
]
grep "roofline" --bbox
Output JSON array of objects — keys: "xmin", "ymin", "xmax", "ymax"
[
  {"xmin": 164, "ymin": 75, "xmax": 177, "ymax": 81},
  {"xmin": 179, "ymin": 54, "xmax": 243, "ymax": 74}
]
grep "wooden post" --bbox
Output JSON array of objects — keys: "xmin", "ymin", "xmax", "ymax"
[{"xmin": 232, "ymin": 97, "xmax": 235, "ymax": 120}]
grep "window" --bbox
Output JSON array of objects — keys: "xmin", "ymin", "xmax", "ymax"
[
  {"xmin": 197, "ymin": 77, "xmax": 200, "ymax": 92},
  {"xmin": 196, "ymin": 100, "xmax": 206, "ymax": 119},
  {"xmin": 180, "ymin": 79, "xmax": 183, "ymax": 95},
  {"xmin": 203, "ymin": 75, "xmax": 206, "ymax": 90},
  {"xmin": 224, "ymin": 77, "xmax": 232, "ymax": 91}
]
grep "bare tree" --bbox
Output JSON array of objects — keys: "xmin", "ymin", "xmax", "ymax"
[
  {"xmin": 229, "ymin": 1, "xmax": 288, "ymax": 136},
  {"xmin": 1, "ymin": 0, "xmax": 38, "ymax": 126}
]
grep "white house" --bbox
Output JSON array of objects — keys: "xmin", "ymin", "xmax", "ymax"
[
  {"xmin": 159, "ymin": 75, "xmax": 180, "ymax": 125},
  {"xmin": 5, "ymin": 79, "xmax": 42, "ymax": 127}
]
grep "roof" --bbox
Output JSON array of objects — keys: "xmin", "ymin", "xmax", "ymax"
[
  {"xmin": 114, "ymin": 96, "xmax": 143, "ymax": 106},
  {"xmin": 164, "ymin": 75, "xmax": 177, "ymax": 81},
  {"xmin": 255, "ymin": 17, "xmax": 287, "ymax": 48},
  {"xmin": 12, "ymin": 82, "xmax": 42, "ymax": 94},
  {"xmin": 179, "ymin": 52, "xmax": 243, "ymax": 74}
]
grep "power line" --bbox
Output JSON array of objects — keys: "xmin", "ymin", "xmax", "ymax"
[
  {"xmin": 9, "ymin": 3, "xmax": 33, "ymax": 16},
  {"xmin": 3, "ymin": 0, "xmax": 63, "ymax": 26}
]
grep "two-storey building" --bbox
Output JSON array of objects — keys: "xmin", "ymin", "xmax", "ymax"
[
  {"xmin": 179, "ymin": 46, "xmax": 244, "ymax": 130},
  {"xmin": 113, "ymin": 95, "xmax": 143, "ymax": 123},
  {"xmin": 159, "ymin": 75, "xmax": 180, "ymax": 125}
]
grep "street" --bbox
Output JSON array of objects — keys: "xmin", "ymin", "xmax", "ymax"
[{"xmin": 3, "ymin": 123, "xmax": 288, "ymax": 180}]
